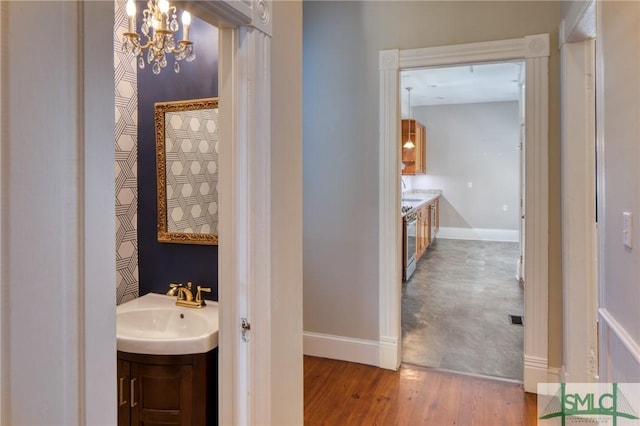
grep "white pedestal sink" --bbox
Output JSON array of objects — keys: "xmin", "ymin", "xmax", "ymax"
[{"xmin": 116, "ymin": 293, "xmax": 219, "ymax": 355}]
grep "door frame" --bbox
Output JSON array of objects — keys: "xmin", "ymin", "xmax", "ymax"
[
  {"xmin": 378, "ymin": 34, "xmax": 551, "ymax": 393},
  {"xmin": 189, "ymin": 2, "xmax": 274, "ymax": 423},
  {"xmin": 559, "ymin": 0, "xmax": 598, "ymax": 383},
  {"xmin": 0, "ymin": 0, "xmax": 275, "ymax": 423},
  {"xmin": 518, "ymin": 78, "xmax": 526, "ymax": 283}
]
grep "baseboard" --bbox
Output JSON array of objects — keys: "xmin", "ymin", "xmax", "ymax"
[
  {"xmin": 524, "ymin": 355, "xmax": 550, "ymax": 393},
  {"xmin": 303, "ymin": 331, "xmax": 380, "ymax": 367},
  {"xmin": 378, "ymin": 335, "xmax": 399, "ymax": 370},
  {"xmin": 438, "ymin": 227, "xmax": 519, "ymax": 242}
]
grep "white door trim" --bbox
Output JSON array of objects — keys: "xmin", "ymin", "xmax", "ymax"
[
  {"xmin": 0, "ymin": 1, "xmax": 5, "ymax": 421},
  {"xmin": 378, "ymin": 34, "xmax": 550, "ymax": 393},
  {"xmin": 559, "ymin": 37, "xmax": 598, "ymax": 382},
  {"xmin": 139, "ymin": 1, "xmax": 273, "ymax": 422},
  {"xmin": 214, "ymin": 3, "xmax": 273, "ymax": 425},
  {"xmin": 218, "ymin": 23, "xmax": 273, "ymax": 425},
  {"xmin": 558, "ymin": 0, "xmax": 598, "ymax": 383}
]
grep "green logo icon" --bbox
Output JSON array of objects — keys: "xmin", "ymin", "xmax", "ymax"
[{"xmin": 540, "ymin": 383, "xmax": 639, "ymax": 425}]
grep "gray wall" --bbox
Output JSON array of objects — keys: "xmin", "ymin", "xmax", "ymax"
[
  {"xmin": 271, "ymin": 0, "xmax": 304, "ymax": 422},
  {"xmin": 599, "ymin": 0, "xmax": 640, "ymax": 381},
  {"xmin": 409, "ymin": 102, "xmax": 520, "ymax": 231},
  {"xmin": 303, "ymin": 1, "xmax": 564, "ymax": 366}
]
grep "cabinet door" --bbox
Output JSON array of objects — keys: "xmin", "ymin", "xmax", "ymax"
[
  {"xmin": 117, "ymin": 359, "xmax": 131, "ymax": 426},
  {"xmin": 416, "ymin": 210, "xmax": 422, "ymax": 258},
  {"xmin": 427, "ymin": 204, "xmax": 433, "ymax": 245},
  {"xmin": 422, "ymin": 205, "xmax": 430, "ymax": 250},
  {"xmin": 417, "ymin": 206, "xmax": 432, "ymax": 259},
  {"xmin": 401, "ymin": 119, "xmax": 427, "ymax": 175},
  {"xmin": 414, "ymin": 124, "xmax": 425, "ymax": 174},
  {"xmin": 434, "ymin": 199, "xmax": 439, "ymax": 234},
  {"xmin": 401, "ymin": 119, "xmax": 416, "ymax": 175},
  {"xmin": 130, "ymin": 363, "xmax": 194, "ymax": 426}
]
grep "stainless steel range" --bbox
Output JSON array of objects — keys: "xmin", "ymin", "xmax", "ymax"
[{"xmin": 403, "ymin": 210, "xmax": 417, "ymax": 280}]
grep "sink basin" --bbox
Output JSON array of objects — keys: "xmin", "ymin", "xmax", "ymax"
[{"xmin": 117, "ymin": 293, "xmax": 218, "ymax": 355}]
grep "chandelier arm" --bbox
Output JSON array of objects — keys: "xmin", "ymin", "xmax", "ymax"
[
  {"xmin": 171, "ymin": 41, "xmax": 192, "ymax": 55},
  {"xmin": 138, "ymin": 39, "xmax": 154, "ymax": 51},
  {"xmin": 123, "ymin": 34, "xmax": 145, "ymax": 51},
  {"xmin": 142, "ymin": 30, "xmax": 155, "ymax": 50},
  {"xmin": 126, "ymin": 36, "xmax": 156, "ymax": 51}
]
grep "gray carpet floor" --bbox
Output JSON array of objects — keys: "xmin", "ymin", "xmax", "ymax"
[{"xmin": 401, "ymin": 238, "xmax": 524, "ymax": 380}]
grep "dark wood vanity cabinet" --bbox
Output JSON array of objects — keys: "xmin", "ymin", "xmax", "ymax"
[{"xmin": 117, "ymin": 349, "xmax": 218, "ymax": 426}]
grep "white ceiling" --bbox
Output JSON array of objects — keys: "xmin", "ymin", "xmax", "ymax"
[{"xmin": 401, "ymin": 61, "xmax": 524, "ymax": 114}]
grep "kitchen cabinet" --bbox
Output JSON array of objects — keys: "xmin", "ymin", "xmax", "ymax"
[
  {"xmin": 415, "ymin": 208, "xmax": 423, "ymax": 260},
  {"xmin": 416, "ymin": 204, "xmax": 430, "ymax": 260},
  {"xmin": 434, "ymin": 198, "xmax": 440, "ymax": 236},
  {"xmin": 415, "ymin": 197, "xmax": 440, "ymax": 261},
  {"xmin": 117, "ymin": 349, "xmax": 218, "ymax": 426},
  {"xmin": 401, "ymin": 119, "xmax": 426, "ymax": 175}
]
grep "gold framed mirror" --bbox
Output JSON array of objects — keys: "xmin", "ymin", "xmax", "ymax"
[{"xmin": 155, "ymin": 97, "xmax": 219, "ymax": 245}]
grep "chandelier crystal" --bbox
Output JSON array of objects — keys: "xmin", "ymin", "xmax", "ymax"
[{"xmin": 122, "ymin": 0, "xmax": 196, "ymax": 75}]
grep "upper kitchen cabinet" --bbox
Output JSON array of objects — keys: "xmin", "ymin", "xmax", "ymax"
[{"xmin": 401, "ymin": 119, "xmax": 426, "ymax": 175}]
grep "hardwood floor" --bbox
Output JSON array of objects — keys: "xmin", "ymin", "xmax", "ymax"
[{"xmin": 304, "ymin": 356, "xmax": 537, "ymax": 426}]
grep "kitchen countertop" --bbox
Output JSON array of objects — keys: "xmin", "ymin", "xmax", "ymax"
[{"xmin": 401, "ymin": 190, "xmax": 442, "ymax": 217}]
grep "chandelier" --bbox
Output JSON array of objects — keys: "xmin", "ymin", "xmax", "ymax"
[{"xmin": 122, "ymin": 0, "xmax": 196, "ymax": 74}]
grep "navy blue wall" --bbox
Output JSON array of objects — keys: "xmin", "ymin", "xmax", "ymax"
[{"xmin": 137, "ymin": 9, "xmax": 219, "ymax": 299}]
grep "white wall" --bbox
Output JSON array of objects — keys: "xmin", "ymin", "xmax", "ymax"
[
  {"xmin": 597, "ymin": 0, "xmax": 640, "ymax": 382},
  {"xmin": 303, "ymin": 0, "xmax": 563, "ymax": 366},
  {"xmin": 409, "ymin": 101, "xmax": 520, "ymax": 232},
  {"xmin": 1, "ymin": 2, "xmax": 116, "ymax": 424}
]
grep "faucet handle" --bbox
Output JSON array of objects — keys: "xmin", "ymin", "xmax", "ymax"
[
  {"xmin": 166, "ymin": 282, "xmax": 183, "ymax": 296},
  {"xmin": 195, "ymin": 286, "xmax": 211, "ymax": 306}
]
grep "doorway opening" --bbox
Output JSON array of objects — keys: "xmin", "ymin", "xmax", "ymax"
[
  {"xmin": 113, "ymin": 1, "xmax": 277, "ymax": 423},
  {"xmin": 399, "ymin": 61, "xmax": 526, "ymax": 381},
  {"xmin": 378, "ymin": 34, "xmax": 550, "ymax": 393}
]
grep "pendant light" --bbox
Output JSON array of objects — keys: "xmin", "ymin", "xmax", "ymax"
[{"xmin": 403, "ymin": 87, "xmax": 415, "ymax": 149}]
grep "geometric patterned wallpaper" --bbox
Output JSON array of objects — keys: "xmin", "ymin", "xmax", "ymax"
[
  {"xmin": 165, "ymin": 108, "xmax": 219, "ymax": 235},
  {"xmin": 114, "ymin": 0, "xmax": 139, "ymax": 304}
]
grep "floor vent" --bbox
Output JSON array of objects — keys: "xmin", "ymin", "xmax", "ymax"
[{"xmin": 509, "ymin": 315, "xmax": 524, "ymax": 326}]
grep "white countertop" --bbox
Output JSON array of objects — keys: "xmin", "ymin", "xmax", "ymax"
[{"xmin": 401, "ymin": 190, "xmax": 442, "ymax": 217}]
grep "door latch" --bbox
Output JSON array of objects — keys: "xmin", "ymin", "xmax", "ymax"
[{"xmin": 241, "ymin": 318, "xmax": 251, "ymax": 342}]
